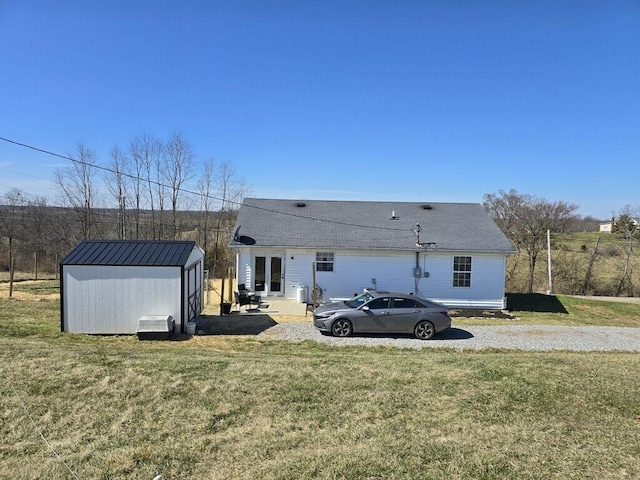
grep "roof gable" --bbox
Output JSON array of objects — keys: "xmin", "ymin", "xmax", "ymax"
[
  {"xmin": 230, "ymin": 199, "xmax": 515, "ymax": 253},
  {"xmin": 60, "ymin": 240, "xmax": 197, "ymax": 266}
]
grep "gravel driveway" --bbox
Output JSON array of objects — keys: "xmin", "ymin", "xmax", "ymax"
[{"xmin": 259, "ymin": 322, "xmax": 640, "ymax": 351}]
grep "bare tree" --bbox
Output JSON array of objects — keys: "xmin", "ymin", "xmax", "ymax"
[
  {"xmin": 23, "ymin": 194, "xmax": 52, "ymax": 278},
  {"xmin": 131, "ymin": 134, "xmax": 164, "ymax": 239},
  {"xmin": 484, "ymin": 189, "xmax": 579, "ymax": 293},
  {"xmin": 211, "ymin": 161, "xmax": 251, "ymax": 276},
  {"xmin": 197, "ymin": 159, "xmax": 216, "ymax": 255},
  {"xmin": 582, "ymin": 236, "xmax": 600, "ymax": 295},
  {"xmin": 613, "ymin": 205, "xmax": 639, "ymax": 296},
  {"xmin": 0, "ymin": 188, "xmax": 25, "ymax": 273},
  {"xmin": 163, "ymin": 132, "xmax": 195, "ymax": 240},
  {"xmin": 107, "ymin": 145, "xmax": 130, "ymax": 239},
  {"xmin": 154, "ymin": 149, "xmax": 167, "ymax": 239},
  {"xmin": 54, "ymin": 144, "xmax": 99, "ymax": 240},
  {"xmin": 128, "ymin": 134, "xmax": 157, "ymax": 239}
]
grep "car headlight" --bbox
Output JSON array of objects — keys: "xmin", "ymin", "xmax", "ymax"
[{"xmin": 314, "ymin": 311, "xmax": 335, "ymax": 319}]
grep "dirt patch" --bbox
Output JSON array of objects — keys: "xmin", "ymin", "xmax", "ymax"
[{"xmin": 0, "ymin": 279, "xmax": 60, "ymax": 301}]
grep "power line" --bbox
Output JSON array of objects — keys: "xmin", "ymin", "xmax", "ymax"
[
  {"xmin": 1, "ymin": 368, "xmax": 81, "ymax": 480},
  {"xmin": 0, "ymin": 136, "xmax": 413, "ymax": 233}
]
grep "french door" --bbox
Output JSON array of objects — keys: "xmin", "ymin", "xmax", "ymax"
[{"xmin": 254, "ymin": 255, "xmax": 283, "ymax": 295}]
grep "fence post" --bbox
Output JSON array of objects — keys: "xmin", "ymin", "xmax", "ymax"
[
  {"xmin": 205, "ymin": 269, "xmax": 210, "ymax": 305},
  {"xmin": 229, "ymin": 267, "xmax": 236, "ymax": 304},
  {"xmin": 312, "ymin": 261, "xmax": 317, "ymax": 308},
  {"xmin": 9, "ymin": 258, "xmax": 15, "ymax": 298}
]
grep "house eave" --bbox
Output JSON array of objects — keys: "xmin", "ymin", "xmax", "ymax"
[{"xmin": 229, "ymin": 243, "xmax": 516, "ymax": 255}]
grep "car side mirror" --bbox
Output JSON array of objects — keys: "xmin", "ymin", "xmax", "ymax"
[{"xmin": 361, "ymin": 306, "xmax": 370, "ymax": 311}]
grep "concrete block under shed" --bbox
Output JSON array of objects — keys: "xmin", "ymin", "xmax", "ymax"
[{"xmin": 137, "ymin": 315, "xmax": 174, "ymax": 340}]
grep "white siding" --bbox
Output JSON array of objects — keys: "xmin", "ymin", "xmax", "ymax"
[
  {"xmin": 423, "ymin": 253, "xmax": 507, "ymax": 309},
  {"xmin": 185, "ymin": 245, "xmax": 205, "ymax": 269},
  {"xmin": 317, "ymin": 251, "xmax": 414, "ymax": 300},
  {"xmin": 236, "ymin": 250, "xmax": 253, "ymax": 289},
  {"xmin": 284, "ymin": 250, "xmax": 316, "ymax": 301},
  {"xmin": 63, "ymin": 265, "xmax": 182, "ymax": 334},
  {"xmin": 236, "ymin": 248, "xmax": 508, "ymax": 309}
]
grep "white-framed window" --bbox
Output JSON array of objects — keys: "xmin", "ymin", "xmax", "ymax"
[
  {"xmin": 453, "ymin": 256, "xmax": 472, "ymax": 287},
  {"xmin": 316, "ymin": 252, "xmax": 334, "ymax": 272}
]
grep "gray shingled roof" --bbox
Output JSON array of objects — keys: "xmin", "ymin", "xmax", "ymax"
[
  {"xmin": 230, "ymin": 199, "xmax": 516, "ymax": 253},
  {"xmin": 60, "ymin": 240, "xmax": 197, "ymax": 266}
]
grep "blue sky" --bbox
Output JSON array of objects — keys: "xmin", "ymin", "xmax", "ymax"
[{"xmin": 1, "ymin": 1, "xmax": 638, "ymax": 218}]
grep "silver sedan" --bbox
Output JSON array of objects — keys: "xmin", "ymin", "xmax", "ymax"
[{"xmin": 313, "ymin": 290, "xmax": 451, "ymax": 340}]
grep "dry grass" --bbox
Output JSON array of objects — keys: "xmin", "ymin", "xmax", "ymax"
[
  {"xmin": 2, "ymin": 331, "xmax": 640, "ymax": 480},
  {"xmin": 1, "ymin": 283, "xmax": 640, "ymax": 479}
]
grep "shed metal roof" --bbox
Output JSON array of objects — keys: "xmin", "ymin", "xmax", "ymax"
[
  {"xmin": 230, "ymin": 198, "xmax": 516, "ymax": 253},
  {"xmin": 60, "ymin": 240, "xmax": 197, "ymax": 266}
]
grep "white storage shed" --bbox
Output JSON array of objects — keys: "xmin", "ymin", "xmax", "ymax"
[{"xmin": 60, "ymin": 240, "xmax": 205, "ymax": 334}]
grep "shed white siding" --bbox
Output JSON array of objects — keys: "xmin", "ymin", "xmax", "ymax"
[
  {"xmin": 235, "ymin": 248, "xmax": 508, "ymax": 309},
  {"xmin": 63, "ymin": 265, "xmax": 181, "ymax": 334}
]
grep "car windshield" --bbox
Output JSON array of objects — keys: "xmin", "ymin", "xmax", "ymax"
[{"xmin": 345, "ymin": 292, "xmax": 373, "ymax": 309}]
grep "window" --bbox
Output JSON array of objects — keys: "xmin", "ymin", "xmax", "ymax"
[
  {"xmin": 346, "ymin": 292, "xmax": 373, "ymax": 308},
  {"xmin": 366, "ymin": 297, "xmax": 390, "ymax": 309},
  {"xmin": 391, "ymin": 297, "xmax": 423, "ymax": 308},
  {"xmin": 255, "ymin": 256, "xmax": 266, "ymax": 291},
  {"xmin": 453, "ymin": 256, "xmax": 472, "ymax": 287},
  {"xmin": 316, "ymin": 252, "xmax": 334, "ymax": 272}
]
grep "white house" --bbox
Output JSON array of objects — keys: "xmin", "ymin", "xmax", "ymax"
[
  {"xmin": 599, "ymin": 222, "xmax": 613, "ymax": 233},
  {"xmin": 601, "ymin": 218, "xmax": 639, "ymax": 233},
  {"xmin": 60, "ymin": 240, "xmax": 204, "ymax": 334},
  {"xmin": 229, "ymin": 199, "xmax": 516, "ymax": 310}
]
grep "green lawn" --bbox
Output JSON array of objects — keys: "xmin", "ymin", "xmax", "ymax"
[
  {"xmin": 1, "ymin": 294, "xmax": 639, "ymax": 479},
  {"xmin": 452, "ymin": 293, "xmax": 640, "ymax": 328}
]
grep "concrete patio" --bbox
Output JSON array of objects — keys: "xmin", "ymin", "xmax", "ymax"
[
  {"xmin": 194, "ymin": 298, "xmax": 314, "ymax": 336},
  {"xmin": 203, "ymin": 298, "xmax": 313, "ymax": 317}
]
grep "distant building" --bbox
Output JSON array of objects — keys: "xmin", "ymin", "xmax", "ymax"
[
  {"xmin": 600, "ymin": 217, "xmax": 639, "ymax": 234},
  {"xmin": 599, "ymin": 221, "xmax": 614, "ymax": 233}
]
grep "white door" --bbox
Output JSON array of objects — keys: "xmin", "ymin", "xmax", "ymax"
[{"xmin": 254, "ymin": 255, "xmax": 284, "ymax": 295}]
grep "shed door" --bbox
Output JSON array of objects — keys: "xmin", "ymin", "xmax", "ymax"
[{"xmin": 187, "ymin": 262, "xmax": 202, "ymax": 323}]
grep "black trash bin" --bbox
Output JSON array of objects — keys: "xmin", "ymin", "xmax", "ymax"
[{"xmin": 222, "ymin": 302, "xmax": 232, "ymax": 314}]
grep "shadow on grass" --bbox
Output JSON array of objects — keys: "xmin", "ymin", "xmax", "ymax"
[
  {"xmin": 507, "ymin": 293, "xmax": 568, "ymax": 314},
  {"xmin": 197, "ymin": 313, "xmax": 277, "ymax": 335}
]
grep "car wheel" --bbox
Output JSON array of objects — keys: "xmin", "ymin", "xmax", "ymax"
[
  {"xmin": 331, "ymin": 319, "xmax": 352, "ymax": 337},
  {"xmin": 414, "ymin": 321, "xmax": 435, "ymax": 340}
]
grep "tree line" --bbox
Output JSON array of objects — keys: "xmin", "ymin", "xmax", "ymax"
[
  {"xmin": 1, "ymin": 152, "xmax": 638, "ymax": 296},
  {"xmin": 0, "ymin": 132, "xmax": 248, "ymax": 277},
  {"xmin": 484, "ymin": 189, "xmax": 640, "ymax": 297}
]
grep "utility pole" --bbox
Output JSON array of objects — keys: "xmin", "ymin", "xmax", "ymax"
[{"xmin": 546, "ymin": 229, "xmax": 552, "ymax": 295}]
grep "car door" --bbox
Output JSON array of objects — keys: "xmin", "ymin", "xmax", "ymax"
[
  {"xmin": 386, "ymin": 297, "xmax": 424, "ymax": 333},
  {"xmin": 354, "ymin": 297, "xmax": 390, "ymax": 333}
]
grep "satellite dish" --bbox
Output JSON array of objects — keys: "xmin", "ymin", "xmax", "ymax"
[{"xmin": 233, "ymin": 225, "xmax": 241, "ymax": 242}]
